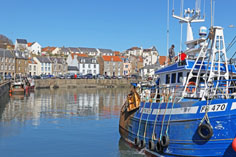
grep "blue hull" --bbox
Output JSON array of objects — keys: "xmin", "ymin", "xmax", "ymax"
[{"xmin": 119, "ymin": 99, "xmax": 236, "ymax": 156}]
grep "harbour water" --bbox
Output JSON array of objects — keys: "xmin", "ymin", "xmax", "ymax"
[{"xmin": 0, "ymin": 88, "xmax": 144, "ymax": 157}]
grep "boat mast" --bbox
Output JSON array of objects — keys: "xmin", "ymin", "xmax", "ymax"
[{"xmin": 172, "ymin": 0, "xmax": 204, "ymax": 49}]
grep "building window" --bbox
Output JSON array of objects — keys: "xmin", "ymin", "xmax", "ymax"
[
  {"xmin": 177, "ymin": 72, "xmax": 183, "ymax": 83},
  {"xmin": 94, "ymin": 64, "xmax": 96, "ymax": 68},
  {"xmin": 171, "ymin": 73, "xmax": 176, "ymax": 83},
  {"xmin": 45, "ymin": 67, "xmax": 47, "ymax": 71},
  {"xmin": 94, "ymin": 70, "xmax": 96, "ymax": 74},
  {"xmin": 1, "ymin": 65, "xmax": 3, "ymax": 70},
  {"xmin": 41, "ymin": 66, "xmax": 43, "ymax": 71},
  {"xmin": 12, "ymin": 66, "xmax": 14, "ymax": 70},
  {"xmin": 88, "ymin": 64, "xmax": 90, "ymax": 68},
  {"xmin": 166, "ymin": 74, "xmax": 170, "ymax": 84},
  {"xmin": 125, "ymin": 65, "xmax": 128, "ymax": 68},
  {"xmin": 29, "ymin": 65, "xmax": 32, "ymax": 71},
  {"xmin": 18, "ymin": 67, "xmax": 20, "ymax": 71},
  {"xmin": 83, "ymin": 64, "xmax": 85, "ymax": 68},
  {"xmin": 8, "ymin": 66, "xmax": 11, "ymax": 70},
  {"xmin": 34, "ymin": 66, "xmax": 36, "ymax": 71},
  {"xmin": 48, "ymin": 67, "xmax": 50, "ymax": 71}
]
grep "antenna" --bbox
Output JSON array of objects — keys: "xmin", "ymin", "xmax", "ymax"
[{"xmin": 172, "ymin": 0, "xmax": 205, "ymax": 47}]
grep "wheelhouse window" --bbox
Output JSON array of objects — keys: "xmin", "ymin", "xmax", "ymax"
[
  {"xmin": 177, "ymin": 72, "xmax": 183, "ymax": 83},
  {"xmin": 171, "ymin": 73, "xmax": 176, "ymax": 83},
  {"xmin": 166, "ymin": 74, "xmax": 170, "ymax": 84}
]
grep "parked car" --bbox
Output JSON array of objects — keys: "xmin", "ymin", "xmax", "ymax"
[
  {"xmin": 84, "ymin": 74, "xmax": 93, "ymax": 79},
  {"xmin": 117, "ymin": 75, "xmax": 123, "ymax": 79},
  {"xmin": 111, "ymin": 76, "xmax": 117, "ymax": 79},
  {"xmin": 32, "ymin": 75, "xmax": 41, "ymax": 79},
  {"xmin": 104, "ymin": 75, "xmax": 111, "ymax": 79},
  {"xmin": 96, "ymin": 74, "xmax": 104, "ymax": 79}
]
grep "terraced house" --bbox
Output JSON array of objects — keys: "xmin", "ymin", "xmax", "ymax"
[
  {"xmin": 101, "ymin": 56, "xmax": 123, "ymax": 76},
  {"xmin": 50, "ymin": 57, "xmax": 68, "ymax": 76},
  {"xmin": 0, "ymin": 48, "xmax": 15, "ymax": 78},
  {"xmin": 78, "ymin": 57, "xmax": 99, "ymax": 75},
  {"xmin": 33, "ymin": 56, "xmax": 52, "ymax": 75},
  {"xmin": 15, "ymin": 51, "xmax": 29, "ymax": 77}
]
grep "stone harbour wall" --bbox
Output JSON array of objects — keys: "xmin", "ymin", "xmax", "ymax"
[
  {"xmin": 0, "ymin": 81, "xmax": 10, "ymax": 97},
  {"xmin": 34, "ymin": 79, "xmax": 139, "ymax": 89}
]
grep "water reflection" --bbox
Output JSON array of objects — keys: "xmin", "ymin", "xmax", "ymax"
[
  {"xmin": 0, "ymin": 88, "xmax": 128, "ymax": 125},
  {"xmin": 0, "ymin": 88, "xmax": 146, "ymax": 157}
]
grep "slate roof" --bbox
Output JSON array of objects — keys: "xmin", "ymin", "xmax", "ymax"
[
  {"xmin": 36, "ymin": 56, "xmax": 51, "ymax": 63},
  {"xmin": 78, "ymin": 57, "xmax": 97, "ymax": 64},
  {"xmin": 16, "ymin": 39, "xmax": 27, "ymax": 44},
  {"xmin": 50, "ymin": 57, "xmax": 65, "ymax": 64},
  {"xmin": 98, "ymin": 48, "xmax": 113, "ymax": 54},
  {"xmin": 0, "ymin": 48, "xmax": 14, "ymax": 58},
  {"xmin": 69, "ymin": 47, "xmax": 80, "ymax": 53},
  {"xmin": 68, "ymin": 66, "xmax": 79, "ymax": 71},
  {"xmin": 79, "ymin": 47, "xmax": 98, "ymax": 53}
]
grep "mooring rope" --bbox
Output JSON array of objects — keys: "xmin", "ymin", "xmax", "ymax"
[
  {"xmin": 143, "ymin": 88, "xmax": 158, "ymax": 141},
  {"xmin": 137, "ymin": 91, "xmax": 150, "ymax": 137}
]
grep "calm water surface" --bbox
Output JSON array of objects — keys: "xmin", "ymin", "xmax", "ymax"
[{"xmin": 0, "ymin": 88, "xmax": 145, "ymax": 157}]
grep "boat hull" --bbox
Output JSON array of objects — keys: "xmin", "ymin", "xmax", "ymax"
[{"xmin": 119, "ymin": 99, "xmax": 236, "ymax": 156}]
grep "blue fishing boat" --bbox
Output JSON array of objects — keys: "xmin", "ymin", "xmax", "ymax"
[{"xmin": 119, "ymin": 0, "xmax": 236, "ymax": 156}]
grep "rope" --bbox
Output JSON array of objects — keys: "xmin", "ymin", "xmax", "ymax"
[
  {"xmin": 137, "ymin": 93, "xmax": 150, "ymax": 137},
  {"xmin": 151, "ymin": 94, "xmax": 163, "ymax": 141},
  {"xmin": 165, "ymin": 86, "xmax": 178, "ymax": 135},
  {"xmin": 143, "ymin": 89, "xmax": 158, "ymax": 141},
  {"xmin": 159, "ymin": 89, "xmax": 172, "ymax": 140},
  {"xmin": 199, "ymin": 97, "xmax": 212, "ymax": 127}
]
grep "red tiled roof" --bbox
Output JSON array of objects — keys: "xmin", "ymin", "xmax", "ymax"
[
  {"xmin": 42, "ymin": 46, "xmax": 56, "ymax": 52},
  {"xmin": 28, "ymin": 42, "xmax": 33, "ymax": 47},
  {"xmin": 28, "ymin": 60, "xmax": 37, "ymax": 64},
  {"xmin": 71, "ymin": 53, "xmax": 88, "ymax": 59},
  {"xmin": 159, "ymin": 56, "xmax": 168, "ymax": 65},
  {"xmin": 102, "ymin": 56, "xmax": 122, "ymax": 62},
  {"xmin": 129, "ymin": 47, "xmax": 141, "ymax": 50},
  {"xmin": 114, "ymin": 51, "xmax": 120, "ymax": 56}
]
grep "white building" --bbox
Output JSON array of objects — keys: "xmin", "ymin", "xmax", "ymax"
[
  {"xmin": 28, "ymin": 59, "xmax": 38, "ymax": 76},
  {"xmin": 142, "ymin": 46, "xmax": 159, "ymax": 66},
  {"xmin": 15, "ymin": 39, "xmax": 28, "ymax": 51},
  {"xmin": 125, "ymin": 47, "xmax": 143, "ymax": 56},
  {"xmin": 78, "ymin": 57, "xmax": 99, "ymax": 75},
  {"xmin": 33, "ymin": 56, "xmax": 52, "ymax": 75},
  {"xmin": 28, "ymin": 42, "xmax": 41, "ymax": 55}
]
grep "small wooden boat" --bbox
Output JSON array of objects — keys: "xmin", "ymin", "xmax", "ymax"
[{"xmin": 10, "ymin": 82, "xmax": 25, "ymax": 95}]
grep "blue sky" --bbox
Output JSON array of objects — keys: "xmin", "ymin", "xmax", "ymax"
[{"xmin": 0, "ymin": 0, "xmax": 235, "ymax": 56}]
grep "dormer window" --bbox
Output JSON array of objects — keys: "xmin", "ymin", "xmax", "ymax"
[
  {"xmin": 82, "ymin": 59, "xmax": 85, "ymax": 63},
  {"xmin": 92, "ymin": 59, "xmax": 96, "ymax": 63}
]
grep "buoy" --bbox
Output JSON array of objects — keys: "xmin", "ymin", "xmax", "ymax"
[{"xmin": 232, "ymin": 138, "xmax": 236, "ymax": 151}]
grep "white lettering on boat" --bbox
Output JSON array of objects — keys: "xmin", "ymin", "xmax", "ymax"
[
  {"xmin": 200, "ymin": 103, "xmax": 227, "ymax": 113},
  {"xmin": 139, "ymin": 106, "xmax": 199, "ymax": 115},
  {"xmin": 230, "ymin": 102, "xmax": 236, "ymax": 110}
]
